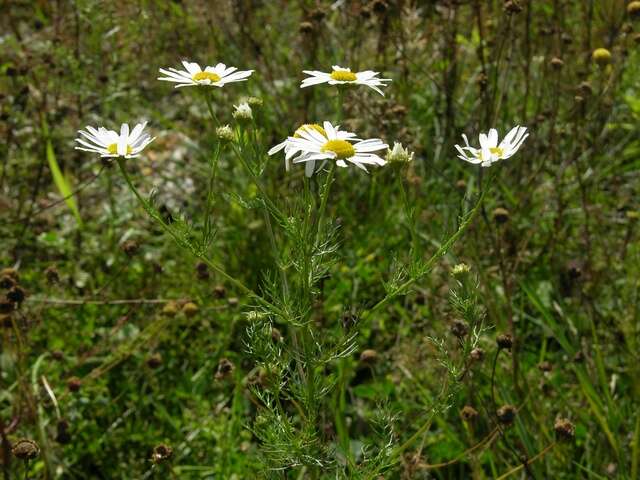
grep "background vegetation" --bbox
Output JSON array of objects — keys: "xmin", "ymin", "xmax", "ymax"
[{"xmin": 1, "ymin": 0, "xmax": 639, "ymax": 478}]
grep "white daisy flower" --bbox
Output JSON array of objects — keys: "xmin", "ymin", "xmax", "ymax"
[
  {"xmin": 74, "ymin": 122, "xmax": 155, "ymax": 159},
  {"xmin": 455, "ymin": 126, "xmax": 528, "ymax": 167},
  {"xmin": 158, "ymin": 61, "xmax": 253, "ymax": 88},
  {"xmin": 300, "ymin": 65, "xmax": 391, "ymax": 96},
  {"xmin": 268, "ymin": 123, "xmax": 359, "ymax": 176},
  {"xmin": 285, "ymin": 121, "xmax": 387, "ymax": 174}
]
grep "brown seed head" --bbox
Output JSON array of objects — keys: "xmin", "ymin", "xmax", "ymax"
[
  {"xmin": 151, "ymin": 444, "xmax": 173, "ymax": 464},
  {"xmin": 504, "ymin": 0, "xmax": 523, "ymax": 14},
  {"xmin": 0, "ymin": 275, "xmax": 16, "ymax": 289},
  {"xmin": 182, "ymin": 302, "xmax": 199, "ymax": 318},
  {"xmin": 147, "ymin": 353, "xmax": 163, "ymax": 369},
  {"xmin": 7, "ymin": 286, "xmax": 26, "ymax": 304},
  {"xmin": 497, "ymin": 404, "xmax": 517, "ymax": 425},
  {"xmin": 213, "ymin": 284, "xmax": 227, "ymax": 299},
  {"xmin": 359, "ymin": 349, "xmax": 379, "ymax": 364},
  {"xmin": 12, "ymin": 439, "xmax": 40, "ymax": 460},
  {"xmin": 195, "ymin": 261, "xmax": 209, "ymax": 280},
  {"xmin": 496, "ymin": 333, "xmax": 513, "ymax": 350},
  {"xmin": 470, "ymin": 348, "xmax": 485, "ymax": 362},
  {"xmin": 461, "ymin": 405, "xmax": 479, "ymax": 421},
  {"xmin": 578, "ymin": 81, "xmax": 593, "ymax": 96},
  {"xmin": 299, "ymin": 21, "xmax": 314, "ymax": 34},
  {"xmin": 451, "ymin": 319, "xmax": 469, "ymax": 339},
  {"xmin": 67, "ymin": 376, "xmax": 82, "ymax": 392},
  {"xmin": 215, "ymin": 358, "xmax": 235, "ymax": 380},
  {"xmin": 492, "ymin": 207, "xmax": 510, "ymax": 224},
  {"xmin": 550, "ymin": 57, "xmax": 564, "ymax": 69},
  {"xmin": 554, "ymin": 418, "xmax": 575, "ymax": 441},
  {"xmin": 628, "ymin": 1, "xmax": 640, "ymax": 18},
  {"xmin": 121, "ymin": 240, "xmax": 139, "ymax": 257}
]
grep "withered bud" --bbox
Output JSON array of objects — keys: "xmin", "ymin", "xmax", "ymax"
[
  {"xmin": 492, "ymin": 207, "xmax": 510, "ymax": 224},
  {"xmin": 121, "ymin": 240, "xmax": 139, "ymax": 257},
  {"xmin": 504, "ymin": 0, "xmax": 523, "ymax": 14},
  {"xmin": 451, "ymin": 319, "xmax": 469, "ymax": 339},
  {"xmin": 0, "ymin": 275, "xmax": 16, "ymax": 289},
  {"xmin": 550, "ymin": 57, "xmax": 564, "ymax": 69},
  {"xmin": 496, "ymin": 333, "xmax": 513, "ymax": 350},
  {"xmin": 162, "ymin": 301, "xmax": 179, "ymax": 317},
  {"xmin": 227, "ymin": 297, "xmax": 239, "ymax": 308},
  {"xmin": 0, "ymin": 268, "xmax": 19, "ymax": 281},
  {"xmin": 538, "ymin": 361, "xmax": 553, "ymax": 372},
  {"xmin": 182, "ymin": 302, "xmax": 199, "ymax": 318},
  {"xmin": 67, "ymin": 376, "xmax": 82, "ymax": 392},
  {"xmin": 7, "ymin": 286, "xmax": 26, "ymax": 304},
  {"xmin": 151, "ymin": 444, "xmax": 173, "ymax": 464},
  {"xmin": 195, "ymin": 261, "xmax": 209, "ymax": 280},
  {"xmin": 146, "ymin": 353, "xmax": 163, "ymax": 369},
  {"xmin": 554, "ymin": 418, "xmax": 575, "ymax": 441},
  {"xmin": 215, "ymin": 358, "xmax": 235, "ymax": 380},
  {"xmin": 213, "ymin": 284, "xmax": 227, "ymax": 299},
  {"xmin": 299, "ymin": 21, "xmax": 314, "ymax": 34},
  {"xmin": 56, "ymin": 419, "xmax": 71, "ymax": 444},
  {"xmin": 44, "ymin": 265, "xmax": 60, "ymax": 284},
  {"xmin": 12, "ymin": 439, "xmax": 40, "ymax": 460},
  {"xmin": 461, "ymin": 405, "xmax": 479, "ymax": 421},
  {"xmin": 496, "ymin": 405, "xmax": 517, "ymax": 425},
  {"xmin": 470, "ymin": 348, "xmax": 485, "ymax": 362},
  {"xmin": 578, "ymin": 81, "xmax": 593, "ymax": 96},
  {"xmin": 359, "ymin": 349, "xmax": 379, "ymax": 364}
]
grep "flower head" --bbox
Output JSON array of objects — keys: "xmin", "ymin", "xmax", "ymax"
[
  {"xmin": 232, "ymin": 102, "xmax": 253, "ymax": 121},
  {"xmin": 285, "ymin": 121, "xmax": 387, "ymax": 174},
  {"xmin": 301, "ymin": 65, "xmax": 391, "ymax": 96},
  {"xmin": 74, "ymin": 122, "xmax": 154, "ymax": 159},
  {"xmin": 268, "ymin": 123, "xmax": 358, "ymax": 176},
  {"xmin": 216, "ymin": 124, "xmax": 235, "ymax": 143},
  {"xmin": 455, "ymin": 126, "xmax": 528, "ymax": 167},
  {"xmin": 385, "ymin": 142, "xmax": 414, "ymax": 164},
  {"xmin": 158, "ymin": 61, "xmax": 253, "ymax": 88}
]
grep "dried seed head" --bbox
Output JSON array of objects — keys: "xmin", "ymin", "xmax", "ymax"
[
  {"xmin": 628, "ymin": 1, "xmax": 640, "ymax": 18},
  {"xmin": 56, "ymin": 419, "xmax": 71, "ymax": 444},
  {"xmin": 0, "ymin": 268, "xmax": 19, "ymax": 281},
  {"xmin": 550, "ymin": 57, "xmax": 564, "ymax": 69},
  {"xmin": 299, "ymin": 21, "xmax": 315, "ymax": 34},
  {"xmin": 359, "ymin": 349, "xmax": 379, "ymax": 364},
  {"xmin": 151, "ymin": 444, "xmax": 173, "ymax": 464},
  {"xmin": 592, "ymin": 48, "xmax": 612, "ymax": 66},
  {"xmin": 504, "ymin": 0, "xmax": 523, "ymax": 14},
  {"xmin": 7, "ymin": 286, "xmax": 26, "ymax": 304},
  {"xmin": 195, "ymin": 261, "xmax": 209, "ymax": 280},
  {"xmin": 213, "ymin": 284, "xmax": 227, "ymax": 299},
  {"xmin": 538, "ymin": 361, "xmax": 553, "ymax": 372},
  {"xmin": 496, "ymin": 405, "xmax": 517, "ymax": 425},
  {"xmin": 578, "ymin": 81, "xmax": 593, "ymax": 96},
  {"xmin": 461, "ymin": 405, "xmax": 479, "ymax": 421},
  {"xmin": 146, "ymin": 353, "xmax": 163, "ymax": 369},
  {"xmin": 0, "ymin": 275, "xmax": 16, "ymax": 289},
  {"xmin": 554, "ymin": 418, "xmax": 575, "ymax": 441},
  {"xmin": 11, "ymin": 439, "xmax": 40, "ymax": 460},
  {"xmin": 67, "ymin": 376, "xmax": 82, "ymax": 392},
  {"xmin": 44, "ymin": 265, "xmax": 60, "ymax": 284},
  {"xmin": 451, "ymin": 319, "xmax": 469, "ymax": 339},
  {"xmin": 215, "ymin": 358, "xmax": 235, "ymax": 380},
  {"xmin": 182, "ymin": 302, "xmax": 199, "ymax": 318},
  {"xmin": 162, "ymin": 301, "xmax": 179, "ymax": 317},
  {"xmin": 227, "ymin": 297, "xmax": 239, "ymax": 307},
  {"xmin": 470, "ymin": 348, "xmax": 485, "ymax": 362},
  {"xmin": 492, "ymin": 207, "xmax": 510, "ymax": 224},
  {"xmin": 496, "ymin": 333, "xmax": 513, "ymax": 350},
  {"xmin": 121, "ymin": 240, "xmax": 139, "ymax": 257}
]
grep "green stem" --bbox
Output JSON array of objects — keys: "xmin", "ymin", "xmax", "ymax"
[
  {"xmin": 314, "ymin": 162, "xmax": 336, "ymax": 246},
  {"xmin": 115, "ymin": 159, "xmax": 282, "ymax": 316}
]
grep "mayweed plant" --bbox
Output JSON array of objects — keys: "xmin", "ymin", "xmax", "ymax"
[{"xmin": 70, "ymin": 53, "xmax": 528, "ymax": 477}]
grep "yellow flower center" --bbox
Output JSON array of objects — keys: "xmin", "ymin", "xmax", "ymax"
[
  {"xmin": 294, "ymin": 124, "xmax": 327, "ymax": 138},
  {"xmin": 479, "ymin": 147, "xmax": 504, "ymax": 161},
  {"xmin": 330, "ymin": 70, "xmax": 357, "ymax": 82},
  {"xmin": 107, "ymin": 143, "xmax": 133, "ymax": 155},
  {"xmin": 321, "ymin": 139, "xmax": 355, "ymax": 159},
  {"xmin": 192, "ymin": 71, "xmax": 221, "ymax": 83}
]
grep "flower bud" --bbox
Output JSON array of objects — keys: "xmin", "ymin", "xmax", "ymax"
[
  {"xmin": 182, "ymin": 302, "xmax": 199, "ymax": 318},
  {"xmin": 496, "ymin": 404, "xmax": 517, "ymax": 426},
  {"xmin": 492, "ymin": 207, "xmax": 510, "ymax": 224},
  {"xmin": 232, "ymin": 102, "xmax": 253, "ymax": 122},
  {"xmin": 162, "ymin": 301, "xmax": 179, "ymax": 317},
  {"xmin": 592, "ymin": 48, "xmax": 612, "ymax": 66},
  {"xmin": 452, "ymin": 263, "xmax": 470, "ymax": 276},
  {"xmin": 359, "ymin": 349, "xmax": 378, "ymax": 364},
  {"xmin": 550, "ymin": 57, "xmax": 564, "ymax": 70},
  {"xmin": 67, "ymin": 376, "xmax": 82, "ymax": 392},
  {"xmin": 496, "ymin": 333, "xmax": 513, "ymax": 350},
  {"xmin": 385, "ymin": 142, "xmax": 414, "ymax": 164},
  {"xmin": 216, "ymin": 124, "xmax": 235, "ymax": 143}
]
